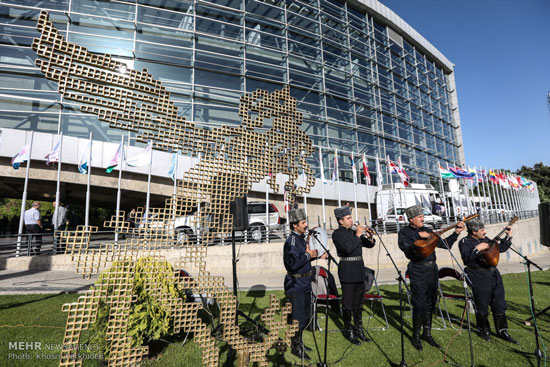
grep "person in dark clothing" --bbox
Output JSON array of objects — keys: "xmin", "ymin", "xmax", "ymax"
[
  {"xmin": 284, "ymin": 208, "xmax": 326, "ymax": 360},
  {"xmin": 459, "ymin": 219, "xmax": 518, "ymax": 344},
  {"xmin": 398, "ymin": 205, "xmax": 464, "ymax": 350},
  {"xmin": 332, "ymin": 206, "xmax": 376, "ymax": 344}
]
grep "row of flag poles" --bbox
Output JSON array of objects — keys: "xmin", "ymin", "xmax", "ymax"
[
  {"xmin": 11, "ymin": 134, "xmax": 178, "ymax": 254},
  {"xmin": 11, "ymin": 133, "xmax": 538, "ymax": 249}
]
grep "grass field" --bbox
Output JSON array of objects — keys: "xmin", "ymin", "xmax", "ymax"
[{"xmin": 1, "ymin": 270, "xmax": 549, "ymax": 366}]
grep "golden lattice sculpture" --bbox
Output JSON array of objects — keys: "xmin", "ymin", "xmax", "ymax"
[{"xmin": 33, "ymin": 10, "xmax": 313, "ymax": 367}]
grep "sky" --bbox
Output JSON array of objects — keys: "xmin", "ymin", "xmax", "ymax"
[{"xmin": 380, "ymin": 0, "xmax": 550, "ymax": 171}]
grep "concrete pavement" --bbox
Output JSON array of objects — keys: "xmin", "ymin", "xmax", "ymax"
[{"xmin": 1, "ymin": 250, "xmax": 549, "ymax": 295}]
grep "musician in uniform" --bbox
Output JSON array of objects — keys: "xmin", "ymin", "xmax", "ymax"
[
  {"xmin": 284, "ymin": 208, "xmax": 323, "ymax": 360},
  {"xmin": 458, "ymin": 219, "xmax": 518, "ymax": 344},
  {"xmin": 332, "ymin": 206, "xmax": 375, "ymax": 344},
  {"xmin": 398, "ymin": 205, "xmax": 464, "ymax": 350}
]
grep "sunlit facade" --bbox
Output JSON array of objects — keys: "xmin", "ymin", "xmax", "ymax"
[{"xmin": 0, "ymin": 0, "xmax": 464, "ymax": 195}]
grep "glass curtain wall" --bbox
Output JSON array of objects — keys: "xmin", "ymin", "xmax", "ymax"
[{"xmin": 0, "ymin": 0, "xmax": 460, "ymax": 183}]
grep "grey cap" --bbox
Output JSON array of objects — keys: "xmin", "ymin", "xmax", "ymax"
[
  {"xmin": 288, "ymin": 208, "xmax": 306, "ymax": 223},
  {"xmin": 466, "ymin": 219, "xmax": 485, "ymax": 232},
  {"xmin": 405, "ymin": 205, "xmax": 423, "ymax": 220},
  {"xmin": 334, "ymin": 206, "xmax": 352, "ymax": 219}
]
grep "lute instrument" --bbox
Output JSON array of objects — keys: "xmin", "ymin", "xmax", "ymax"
[
  {"xmin": 480, "ymin": 216, "xmax": 519, "ymax": 267},
  {"xmin": 413, "ymin": 214, "xmax": 479, "ymax": 259}
]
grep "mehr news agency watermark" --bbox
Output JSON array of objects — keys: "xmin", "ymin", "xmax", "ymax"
[{"xmin": 6, "ymin": 341, "xmax": 103, "ymax": 360}]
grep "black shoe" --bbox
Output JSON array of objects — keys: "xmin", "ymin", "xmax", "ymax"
[
  {"xmin": 479, "ymin": 331, "xmax": 492, "ymax": 342},
  {"xmin": 291, "ymin": 344, "xmax": 311, "ymax": 360},
  {"xmin": 343, "ymin": 326, "xmax": 361, "ymax": 345},
  {"xmin": 422, "ymin": 313, "xmax": 440, "ymax": 348},
  {"xmin": 498, "ymin": 331, "xmax": 519, "ymax": 345},
  {"xmin": 476, "ymin": 313, "xmax": 492, "ymax": 342},
  {"xmin": 354, "ymin": 325, "xmax": 371, "ymax": 342},
  {"xmin": 422, "ymin": 334, "xmax": 440, "ymax": 348},
  {"xmin": 411, "ymin": 313, "xmax": 424, "ymax": 351}
]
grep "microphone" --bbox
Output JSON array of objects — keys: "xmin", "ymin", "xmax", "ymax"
[{"xmin": 307, "ymin": 228, "xmax": 318, "ymax": 235}]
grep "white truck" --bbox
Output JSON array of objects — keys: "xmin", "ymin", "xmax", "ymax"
[{"xmin": 375, "ymin": 183, "xmax": 445, "ymax": 224}]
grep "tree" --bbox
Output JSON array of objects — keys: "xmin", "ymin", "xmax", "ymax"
[{"xmin": 516, "ymin": 162, "xmax": 550, "ymax": 203}]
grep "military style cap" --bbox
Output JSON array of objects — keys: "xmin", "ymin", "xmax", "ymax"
[
  {"xmin": 288, "ymin": 208, "xmax": 306, "ymax": 223},
  {"xmin": 466, "ymin": 219, "xmax": 485, "ymax": 232},
  {"xmin": 334, "ymin": 206, "xmax": 352, "ymax": 218},
  {"xmin": 404, "ymin": 205, "xmax": 423, "ymax": 220}
]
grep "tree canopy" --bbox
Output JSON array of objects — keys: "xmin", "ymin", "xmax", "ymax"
[{"xmin": 516, "ymin": 162, "xmax": 550, "ymax": 203}]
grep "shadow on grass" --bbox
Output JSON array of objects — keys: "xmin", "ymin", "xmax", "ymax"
[{"xmin": 0, "ymin": 292, "xmax": 60, "ymax": 310}]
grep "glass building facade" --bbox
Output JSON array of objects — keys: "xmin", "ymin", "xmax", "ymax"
[{"xmin": 0, "ymin": 0, "xmax": 464, "ymax": 188}]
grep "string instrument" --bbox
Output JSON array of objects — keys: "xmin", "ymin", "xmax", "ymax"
[
  {"xmin": 480, "ymin": 216, "xmax": 519, "ymax": 267},
  {"xmin": 413, "ymin": 214, "xmax": 479, "ymax": 259}
]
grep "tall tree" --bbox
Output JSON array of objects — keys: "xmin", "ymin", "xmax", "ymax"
[{"xmin": 516, "ymin": 162, "xmax": 550, "ymax": 203}]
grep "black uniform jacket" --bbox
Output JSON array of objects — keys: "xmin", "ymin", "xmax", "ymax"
[
  {"xmin": 332, "ymin": 226, "xmax": 375, "ymax": 283},
  {"xmin": 398, "ymin": 225, "xmax": 459, "ymax": 283},
  {"xmin": 284, "ymin": 231, "xmax": 313, "ymax": 293},
  {"xmin": 459, "ymin": 235, "xmax": 512, "ymax": 269}
]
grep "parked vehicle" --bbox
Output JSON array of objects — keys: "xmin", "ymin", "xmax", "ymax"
[
  {"xmin": 375, "ymin": 183, "xmax": 443, "ymax": 222},
  {"xmin": 169, "ymin": 201, "xmax": 283, "ymax": 244},
  {"xmin": 377, "ymin": 207, "xmax": 443, "ymax": 231}
]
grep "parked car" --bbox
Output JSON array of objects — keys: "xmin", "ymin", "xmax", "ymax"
[
  {"xmin": 245, "ymin": 201, "xmax": 283, "ymax": 242},
  {"xmin": 169, "ymin": 201, "xmax": 283, "ymax": 244},
  {"xmin": 377, "ymin": 207, "xmax": 443, "ymax": 230}
]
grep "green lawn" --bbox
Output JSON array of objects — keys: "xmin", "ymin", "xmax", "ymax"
[{"xmin": 1, "ymin": 270, "xmax": 549, "ymax": 366}]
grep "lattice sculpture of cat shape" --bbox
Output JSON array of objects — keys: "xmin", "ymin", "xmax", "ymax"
[{"xmin": 33, "ymin": 10, "xmax": 315, "ymax": 367}]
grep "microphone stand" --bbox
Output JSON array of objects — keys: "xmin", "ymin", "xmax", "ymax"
[
  {"xmin": 310, "ymin": 231, "xmax": 338, "ymax": 367},
  {"xmin": 507, "ymin": 245, "xmax": 543, "ymax": 367},
  {"xmin": 371, "ymin": 226, "xmax": 411, "ymax": 367},
  {"xmin": 438, "ymin": 235, "xmax": 475, "ymax": 367}
]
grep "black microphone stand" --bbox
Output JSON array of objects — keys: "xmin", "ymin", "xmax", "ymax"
[
  {"xmin": 507, "ymin": 245, "xmax": 543, "ymax": 367},
  {"xmin": 371, "ymin": 225, "xmax": 411, "ymax": 367},
  {"xmin": 438, "ymin": 235, "xmax": 475, "ymax": 367},
  {"xmin": 310, "ymin": 230, "xmax": 339, "ymax": 367}
]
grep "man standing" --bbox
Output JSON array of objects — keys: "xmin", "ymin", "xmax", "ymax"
[
  {"xmin": 24, "ymin": 201, "xmax": 42, "ymax": 255},
  {"xmin": 459, "ymin": 219, "xmax": 518, "ymax": 344},
  {"xmin": 332, "ymin": 206, "xmax": 375, "ymax": 344},
  {"xmin": 283, "ymin": 208, "xmax": 317, "ymax": 360},
  {"xmin": 398, "ymin": 205, "xmax": 464, "ymax": 350},
  {"xmin": 52, "ymin": 201, "xmax": 67, "ymax": 253}
]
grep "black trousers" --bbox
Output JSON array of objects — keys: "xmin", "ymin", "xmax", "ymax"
[
  {"xmin": 286, "ymin": 291, "xmax": 312, "ymax": 330},
  {"xmin": 341, "ymin": 282, "xmax": 365, "ymax": 311},
  {"xmin": 466, "ymin": 268, "xmax": 506, "ymax": 315},
  {"xmin": 25, "ymin": 224, "xmax": 42, "ymax": 254},
  {"xmin": 410, "ymin": 281, "xmax": 438, "ymax": 315}
]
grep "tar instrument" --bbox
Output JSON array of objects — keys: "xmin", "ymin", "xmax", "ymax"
[
  {"xmin": 480, "ymin": 216, "xmax": 519, "ymax": 267},
  {"xmin": 413, "ymin": 214, "xmax": 479, "ymax": 259},
  {"xmin": 308, "ymin": 227, "xmax": 328, "ymax": 258}
]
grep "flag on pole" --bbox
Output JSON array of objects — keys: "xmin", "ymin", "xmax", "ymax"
[
  {"xmin": 375, "ymin": 155, "xmax": 383, "ymax": 189},
  {"xmin": 449, "ymin": 166, "xmax": 475, "ymax": 179},
  {"xmin": 439, "ymin": 164, "xmax": 455, "ymax": 179},
  {"xmin": 168, "ymin": 152, "xmax": 177, "ymax": 181},
  {"xmin": 350, "ymin": 153, "xmax": 357, "ymax": 183},
  {"xmin": 397, "ymin": 158, "xmax": 410, "ymax": 187},
  {"xmin": 106, "ymin": 142, "xmax": 123, "ymax": 173},
  {"xmin": 331, "ymin": 149, "xmax": 338, "ymax": 184},
  {"xmin": 44, "ymin": 140, "xmax": 61, "ymax": 165},
  {"xmin": 388, "ymin": 159, "xmax": 409, "ymax": 187},
  {"xmin": 362, "ymin": 154, "xmax": 371, "ymax": 185},
  {"xmin": 125, "ymin": 141, "xmax": 153, "ymax": 167},
  {"xmin": 11, "ymin": 144, "xmax": 30, "ymax": 169},
  {"xmin": 488, "ymin": 169, "xmax": 498, "ymax": 184},
  {"xmin": 78, "ymin": 142, "xmax": 91, "ymax": 174}
]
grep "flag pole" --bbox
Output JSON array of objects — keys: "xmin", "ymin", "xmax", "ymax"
[
  {"xmin": 16, "ymin": 131, "xmax": 34, "ymax": 257},
  {"xmin": 53, "ymin": 133, "xmax": 63, "ymax": 254},
  {"xmin": 363, "ymin": 155, "xmax": 372, "ymax": 226},
  {"xmin": 114, "ymin": 135, "xmax": 124, "ymax": 244},
  {"xmin": 437, "ymin": 161, "xmax": 450, "ymax": 222},
  {"xmin": 335, "ymin": 148, "xmax": 341, "ymax": 207},
  {"xmin": 84, "ymin": 132, "xmax": 92, "ymax": 227},
  {"xmin": 145, "ymin": 140, "xmax": 153, "ymax": 220},
  {"xmin": 319, "ymin": 147, "xmax": 326, "ymax": 229},
  {"xmin": 351, "ymin": 153, "xmax": 358, "ymax": 223},
  {"xmin": 387, "ymin": 155, "xmax": 398, "ymax": 231}
]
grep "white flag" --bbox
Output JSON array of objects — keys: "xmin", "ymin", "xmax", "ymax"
[{"xmin": 126, "ymin": 141, "xmax": 153, "ymax": 167}]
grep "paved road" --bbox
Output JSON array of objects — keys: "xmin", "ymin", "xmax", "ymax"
[{"xmin": 1, "ymin": 251, "xmax": 548, "ymax": 295}]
